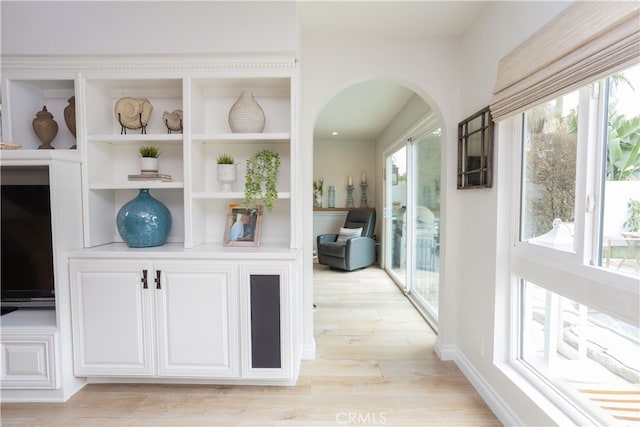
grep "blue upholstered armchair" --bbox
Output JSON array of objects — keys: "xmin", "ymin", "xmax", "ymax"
[{"xmin": 317, "ymin": 209, "xmax": 376, "ymax": 271}]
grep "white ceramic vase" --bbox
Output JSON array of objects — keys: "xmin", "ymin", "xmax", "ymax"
[
  {"xmin": 217, "ymin": 164, "xmax": 237, "ymax": 192},
  {"xmin": 140, "ymin": 157, "xmax": 158, "ymax": 175},
  {"xmin": 228, "ymin": 90, "xmax": 265, "ymax": 133}
]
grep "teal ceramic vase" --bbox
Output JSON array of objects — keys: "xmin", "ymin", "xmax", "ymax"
[{"xmin": 116, "ymin": 189, "xmax": 172, "ymax": 247}]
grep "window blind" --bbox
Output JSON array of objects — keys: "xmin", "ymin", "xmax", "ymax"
[{"xmin": 490, "ymin": 1, "xmax": 640, "ymax": 121}]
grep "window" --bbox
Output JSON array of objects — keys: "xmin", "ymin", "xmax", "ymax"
[
  {"xmin": 520, "ymin": 90, "xmax": 579, "ymax": 252},
  {"xmin": 520, "ymin": 281, "xmax": 640, "ymax": 426},
  {"xmin": 599, "ymin": 65, "xmax": 640, "ymax": 274},
  {"xmin": 508, "ymin": 64, "xmax": 640, "ymax": 425},
  {"xmin": 518, "ymin": 63, "xmax": 640, "ymax": 276}
]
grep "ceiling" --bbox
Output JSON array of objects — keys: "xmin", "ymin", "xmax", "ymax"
[
  {"xmin": 313, "ymin": 81, "xmax": 418, "ymax": 141},
  {"xmin": 299, "ymin": 1, "xmax": 487, "ymax": 142},
  {"xmin": 298, "ymin": 1, "xmax": 486, "ymax": 39}
]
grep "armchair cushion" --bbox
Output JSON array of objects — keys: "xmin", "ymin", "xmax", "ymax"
[
  {"xmin": 336, "ymin": 227, "xmax": 362, "ymax": 243},
  {"xmin": 318, "ymin": 241, "xmax": 347, "ymax": 258}
]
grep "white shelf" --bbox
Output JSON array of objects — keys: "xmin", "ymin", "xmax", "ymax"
[
  {"xmin": 3, "ymin": 59, "xmax": 295, "ymax": 250},
  {"xmin": 1, "ymin": 78, "xmax": 78, "ymax": 151},
  {"xmin": 69, "ymin": 242, "xmax": 298, "ymax": 260},
  {"xmin": 192, "ymin": 133, "xmax": 290, "ymax": 143},
  {"xmin": 0, "ymin": 150, "xmax": 81, "ymax": 163},
  {"xmin": 90, "ymin": 181, "xmax": 184, "ymax": 190},
  {"xmin": 84, "ymin": 77, "xmax": 183, "ymax": 136},
  {"xmin": 0, "ymin": 309, "xmax": 57, "ymax": 330},
  {"xmin": 192, "ymin": 191, "xmax": 290, "ymax": 200},
  {"xmin": 88, "ymin": 134, "xmax": 183, "ymax": 144}
]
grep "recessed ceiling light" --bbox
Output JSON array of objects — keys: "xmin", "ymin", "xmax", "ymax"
[{"xmin": 332, "ymin": 131, "xmax": 339, "ymax": 136}]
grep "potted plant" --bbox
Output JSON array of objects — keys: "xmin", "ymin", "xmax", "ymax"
[
  {"xmin": 139, "ymin": 145, "xmax": 159, "ymax": 175},
  {"xmin": 313, "ymin": 179, "xmax": 323, "ymax": 208},
  {"xmin": 217, "ymin": 153, "xmax": 236, "ymax": 192},
  {"xmin": 244, "ymin": 149, "xmax": 280, "ymax": 211}
]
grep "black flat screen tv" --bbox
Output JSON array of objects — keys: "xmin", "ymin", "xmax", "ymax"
[{"xmin": 1, "ymin": 184, "xmax": 55, "ymax": 309}]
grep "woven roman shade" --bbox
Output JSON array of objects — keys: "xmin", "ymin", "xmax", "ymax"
[{"xmin": 490, "ymin": 1, "xmax": 640, "ymax": 121}]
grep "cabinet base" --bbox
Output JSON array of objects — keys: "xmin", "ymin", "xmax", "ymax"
[
  {"xmin": 85, "ymin": 377, "xmax": 298, "ymax": 387},
  {"xmin": 0, "ymin": 378, "xmax": 85, "ymax": 403}
]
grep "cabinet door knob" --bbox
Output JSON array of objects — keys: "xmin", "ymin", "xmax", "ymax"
[
  {"xmin": 141, "ymin": 269, "xmax": 148, "ymax": 289},
  {"xmin": 155, "ymin": 270, "xmax": 162, "ymax": 289}
]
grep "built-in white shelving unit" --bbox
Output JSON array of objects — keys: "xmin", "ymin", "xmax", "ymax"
[{"xmin": 0, "ymin": 55, "xmax": 301, "ymax": 401}]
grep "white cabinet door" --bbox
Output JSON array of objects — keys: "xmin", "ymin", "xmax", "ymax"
[
  {"xmin": 155, "ymin": 262, "xmax": 239, "ymax": 378},
  {"xmin": 1, "ymin": 334, "xmax": 57, "ymax": 389},
  {"xmin": 69, "ymin": 260, "xmax": 155, "ymax": 376}
]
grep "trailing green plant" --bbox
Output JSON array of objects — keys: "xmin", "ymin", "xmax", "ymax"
[
  {"xmin": 216, "ymin": 153, "xmax": 234, "ymax": 164},
  {"xmin": 624, "ymin": 198, "xmax": 640, "ymax": 232},
  {"xmin": 244, "ymin": 149, "xmax": 280, "ymax": 211},
  {"xmin": 139, "ymin": 145, "xmax": 160, "ymax": 158}
]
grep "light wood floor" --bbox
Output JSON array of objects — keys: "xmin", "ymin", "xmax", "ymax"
[{"xmin": 1, "ymin": 263, "xmax": 501, "ymax": 426}]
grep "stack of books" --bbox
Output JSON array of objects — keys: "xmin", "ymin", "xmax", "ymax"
[{"xmin": 128, "ymin": 173, "xmax": 173, "ymax": 182}]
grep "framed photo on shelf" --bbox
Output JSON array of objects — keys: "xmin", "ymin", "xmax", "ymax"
[{"xmin": 223, "ymin": 204, "xmax": 263, "ymax": 247}]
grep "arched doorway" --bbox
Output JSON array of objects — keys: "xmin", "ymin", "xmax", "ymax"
[{"xmin": 312, "ymin": 79, "xmax": 442, "ymax": 329}]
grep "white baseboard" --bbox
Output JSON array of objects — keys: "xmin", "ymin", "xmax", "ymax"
[
  {"xmin": 434, "ymin": 338, "xmax": 522, "ymax": 426},
  {"xmin": 434, "ymin": 338, "xmax": 456, "ymax": 360},
  {"xmin": 302, "ymin": 338, "xmax": 316, "ymax": 360}
]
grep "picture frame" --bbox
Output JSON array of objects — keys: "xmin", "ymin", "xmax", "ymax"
[
  {"xmin": 223, "ymin": 204, "xmax": 263, "ymax": 247},
  {"xmin": 457, "ymin": 106, "xmax": 494, "ymax": 189}
]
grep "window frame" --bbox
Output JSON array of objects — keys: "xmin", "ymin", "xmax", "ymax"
[
  {"xmin": 510, "ymin": 80, "xmax": 638, "ymax": 302},
  {"xmin": 496, "ymin": 74, "xmax": 640, "ymax": 425}
]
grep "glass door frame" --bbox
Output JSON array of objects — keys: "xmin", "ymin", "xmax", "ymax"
[
  {"xmin": 383, "ymin": 121, "xmax": 441, "ymax": 330},
  {"xmin": 384, "ymin": 143, "xmax": 414, "ymax": 293}
]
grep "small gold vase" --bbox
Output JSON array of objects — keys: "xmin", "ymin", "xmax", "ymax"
[{"xmin": 32, "ymin": 106, "xmax": 58, "ymax": 149}]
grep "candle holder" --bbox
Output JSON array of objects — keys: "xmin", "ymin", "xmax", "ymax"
[
  {"xmin": 346, "ymin": 185, "xmax": 355, "ymax": 208},
  {"xmin": 360, "ymin": 182, "xmax": 368, "ymax": 207}
]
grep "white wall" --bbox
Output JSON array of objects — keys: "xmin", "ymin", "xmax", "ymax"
[
  {"xmin": 457, "ymin": 2, "xmax": 572, "ymax": 425},
  {"xmin": 313, "ymin": 138, "xmax": 376, "ymax": 209},
  {"xmin": 0, "ymin": 1, "xmax": 297, "ymax": 55},
  {"xmin": 300, "ymin": 33, "xmax": 461, "ymax": 377}
]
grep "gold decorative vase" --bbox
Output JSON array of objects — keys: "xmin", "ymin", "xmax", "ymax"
[
  {"xmin": 32, "ymin": 106, "xmax": 58, "ymax": 149},
  {"xmin": 64, "ymin": 96, "xmax": 77, "ymax": 148}
]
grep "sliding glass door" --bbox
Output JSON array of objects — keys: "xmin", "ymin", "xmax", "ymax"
[
  {"xmin": 385, "ymin": 129, "xmax": 441, "ymax": 327},
  {"xmin": 386, "ymin": 146, "xmax": 408, "ymax": 287},
  {"xmin": 412, "ymin": 130, "xmax": 441, "ymax": 322}
]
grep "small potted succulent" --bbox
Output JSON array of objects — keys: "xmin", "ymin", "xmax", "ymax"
[
  {"xmin": 217, "ymin": 153, "xmax": 236, "ymax": 192},
  {"xmin": 139, "ymin": 145, "xmax": 160, "ymax": 175}
]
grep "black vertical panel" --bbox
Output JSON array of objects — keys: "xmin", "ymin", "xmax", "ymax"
[{"xmin": 250, "ymin": 274, "xmax": 281, "ymax": 368}]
